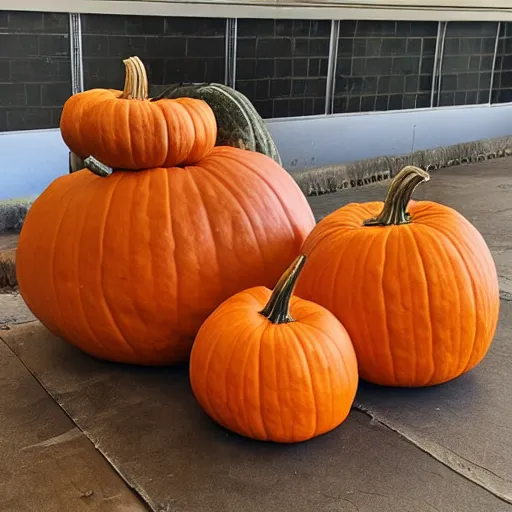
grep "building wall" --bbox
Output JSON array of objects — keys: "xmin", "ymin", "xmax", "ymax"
[
  {"xmin": 2, "ymin": 10, "xmax": 512, "ymax": 200},
  {"xmin": 81, "ymin": 14, "xmax": 226, "ymax": 90},
  {"xmin": 236, "ymin": 19, "xmax": 331, "ymax": 118},
  {"xmin": 438, "ymin": 22, "xmax": 498, "ymax": 106},
  {"xmin": 2, "ymin": 13, "xmax": 512, "ymax": 133},
  {"xmin": 492, "ymin": 22, "xmax": 512, "ymax": 104},
  {"xmin": 334, "ymin": 20, "xmax": 438, "ymax": 113},
  {"xmin": 0, "ymin": 11, "xmax": 71, "ymax": 132}
]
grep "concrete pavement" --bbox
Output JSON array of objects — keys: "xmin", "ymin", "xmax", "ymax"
[{"xmin": 1, "ymin": 157, "xmax": 512, "ymax": 511}]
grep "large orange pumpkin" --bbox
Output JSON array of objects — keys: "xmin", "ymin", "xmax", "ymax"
[
  {"xmin": 296, "ymin": 166, "xmax": 500, "ymax": 387},
  {"xmin": 190, "ymin": 255, "xmax": 358, "ymax": 443},
  {"xmin": 17, "ymin": 147, "xmax": 316, "ymax": 365},
  {"xmin": 60, "ymin": 56, "xmax": 217, "ymax": 170}
]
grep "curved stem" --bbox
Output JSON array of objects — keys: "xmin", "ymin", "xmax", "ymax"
[
  {"xmin": 84, "ymin": 156, "xmax": 113, "ymax": 177},
  {"xmin": 259, "ymin": 255, "xmax": 306, "ymax": 324},
  {"xmin": 363, "ymin": 165, "xmax": 430, "ymax": 226},
  {"xmin": 119, "ymin": 56, "xmax": 148, "ymax": 100}
]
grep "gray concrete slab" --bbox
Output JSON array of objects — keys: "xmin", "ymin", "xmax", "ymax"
[
  {"xmin": 356, "ymin": 300, "xmax": 512, "ymax": 503},
  {"xmin": 1, "ymin": 157, "xmax": 512, "ymax": 511},
  {"xmin": 0, "ymin": 292, "xmax": 35, "ymax": 325},
  {"xmin": 2, "ymin": 322, "xmax": 509, "ymax": 512},
  {"xmin": 0, "ymin": 337, "xmax": 147, "ymax": 512}
]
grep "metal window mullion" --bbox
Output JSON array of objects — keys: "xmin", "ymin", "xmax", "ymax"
[
  {"xmin": 435, "ymin": 21, "xmax": 447, "ymax": 108},
  {"xmin": 325, "ymin": 20, "xmax": 340, "ymax": 115},
  {"xmin": 489, "ymin": 21, "xmax": 502, "ymax": 105},
  {"xmin": 69, "ymin": 13, "xmax": 84, "ymax": 94},
  {"xmin": 430, "ymin": 21, "xmax": 447, "ymax": 108},
  {"xmin": 225, "ymin": 18, "xmax": 237, "ymax": 88}
]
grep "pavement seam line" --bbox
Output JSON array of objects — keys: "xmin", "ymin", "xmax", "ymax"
[
  {"xmin": 2, "ymin": 322, "xmax": 511, "ymax": 508},
  {"xmin": 0, "ymin": 334, "xmax": 154, "ymax": 512},
  {"xmin": 353, "ymin": 402, "xmax": 512, "ymax": 505}
]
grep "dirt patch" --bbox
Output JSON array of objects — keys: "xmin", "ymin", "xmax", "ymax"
[{"xmin": 0, "ymin": 248, "xmax": 16, "ymax": 291}]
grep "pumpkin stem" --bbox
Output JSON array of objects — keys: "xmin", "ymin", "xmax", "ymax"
[
  {"xmin": 120, "ymin": 56, "xmax": 148, "ymax": 100},
  {"xmin": 260, "ymin": 255, "xmax": 306, "ymax": 324},
  {"xmin": 84, "ymin": 156, "xmax": 113, "ymax": 177},
  {"xmin": 363, "ymin": 166, "xmax": 430, "ymax": 226}
]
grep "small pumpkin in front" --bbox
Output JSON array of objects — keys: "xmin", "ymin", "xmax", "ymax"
[
  {"xmin": 60, "ymin": 56, "xmax": 217, "ymax": 170},
  {"xmin": 189, "ymin": 255, "xmax": 359, "ymax": 443},
  {"xmin": 296, "ymin": 166, "xmax": 500, "ymax": 387}
]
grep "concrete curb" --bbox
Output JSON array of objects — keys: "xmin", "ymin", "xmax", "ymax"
[{"xmin": 293, "ymin": 135, "xmax": 512, "ymax": 196}]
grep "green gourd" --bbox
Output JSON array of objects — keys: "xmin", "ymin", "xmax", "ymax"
[{"xmin": 152, "ymin": 82, "xmax": 282, "ymax": 165}]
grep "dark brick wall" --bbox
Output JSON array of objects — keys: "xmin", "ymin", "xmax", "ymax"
[
  {"xmin": 492, "ymin": 22, "xmax": 512, "ymax": 104},
  {"xmin": 0, "ymin": 11, "xmax": 71, "ymax": 132},
  {"xmin": 82, "ymin": 14, "xmax": 226, "ymax": 91},
  {"xmin": 334, "ymin": 21, "xmax": 437, "ymax": 114},
  {"xmin": 438, "ymin": 22, "xmax": 497, "ymax": 106},
  {"xmin": 2, "ymin": 14, "xmax": 512, "ymax": 132},
  {"xmin": 235, "ymin": 19, "xmax": 331, "ymax": 119}
]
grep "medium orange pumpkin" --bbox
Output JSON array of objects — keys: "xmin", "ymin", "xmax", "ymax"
[
  {"xmin": 190, "ymin": 255, "xmax": 359, "ymax": 443},
  {"xmin": 16, "ymin": 147, "xmax": 316, "ymax": 365},
  {"xmin": 296, "ymin": 166, "xmax": 500, "ymax": 387},
  {"xmin": 60, "ymin": 56, "xmax": 217, "ymax": 170}
]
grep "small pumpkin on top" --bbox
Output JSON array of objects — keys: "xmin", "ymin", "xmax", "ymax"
[
  {"xmin": 190, "ymin": 255, "xmax": 359, "ymax": 443},
  {"xmin": 68, "ymin": 80, "xmax": 283, "ymax": 173},
  {"xmin": 60, "ymin": 56, "xmax": 217, "ymax": 170},
  {"xmin": 296, "ymin": 166, "xmax": 500, "ymax": 387}
]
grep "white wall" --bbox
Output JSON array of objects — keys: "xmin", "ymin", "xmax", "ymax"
[
  {"xmin": 0, "ymin": 129, "xmax": 69, "ymax": 201},
  {"xmin": 1, "ymin": 103, "xmax": 511, "ymax": 201},
  {"xmin": 267, "ymin": 103, "xmax": 512, "ymax": 171}
]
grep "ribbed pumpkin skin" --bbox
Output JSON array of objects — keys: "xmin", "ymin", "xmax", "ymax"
[
  {"xmin": 296, "ymin": 200, "xmax": 500, "ymax": 387},
  {"xmin": 16, "ymin": 147, "xmax": 316, "ymax": 365},
  {"xmin": 189, "ymin": 288, "xmax": 358, "ymax": 443},
  {"xmin": 60, "ymin": 92, "xmax": 217, "ymax": 170}
]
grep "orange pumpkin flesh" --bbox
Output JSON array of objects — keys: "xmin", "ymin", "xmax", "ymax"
[
  {"xmin": 296, "ymin": 166, "xmax": 500, "ymax": 388},
  {"xmin": 190, "ymin": 255, "xmax": 359, "ymax": 443},
  {"xmin": 60, "ymin": 56, "xmax": 217, "ymax": 170},
  {"xmin": 16, "ymin": 147, "xmax": 316, "ymax": 365}
]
